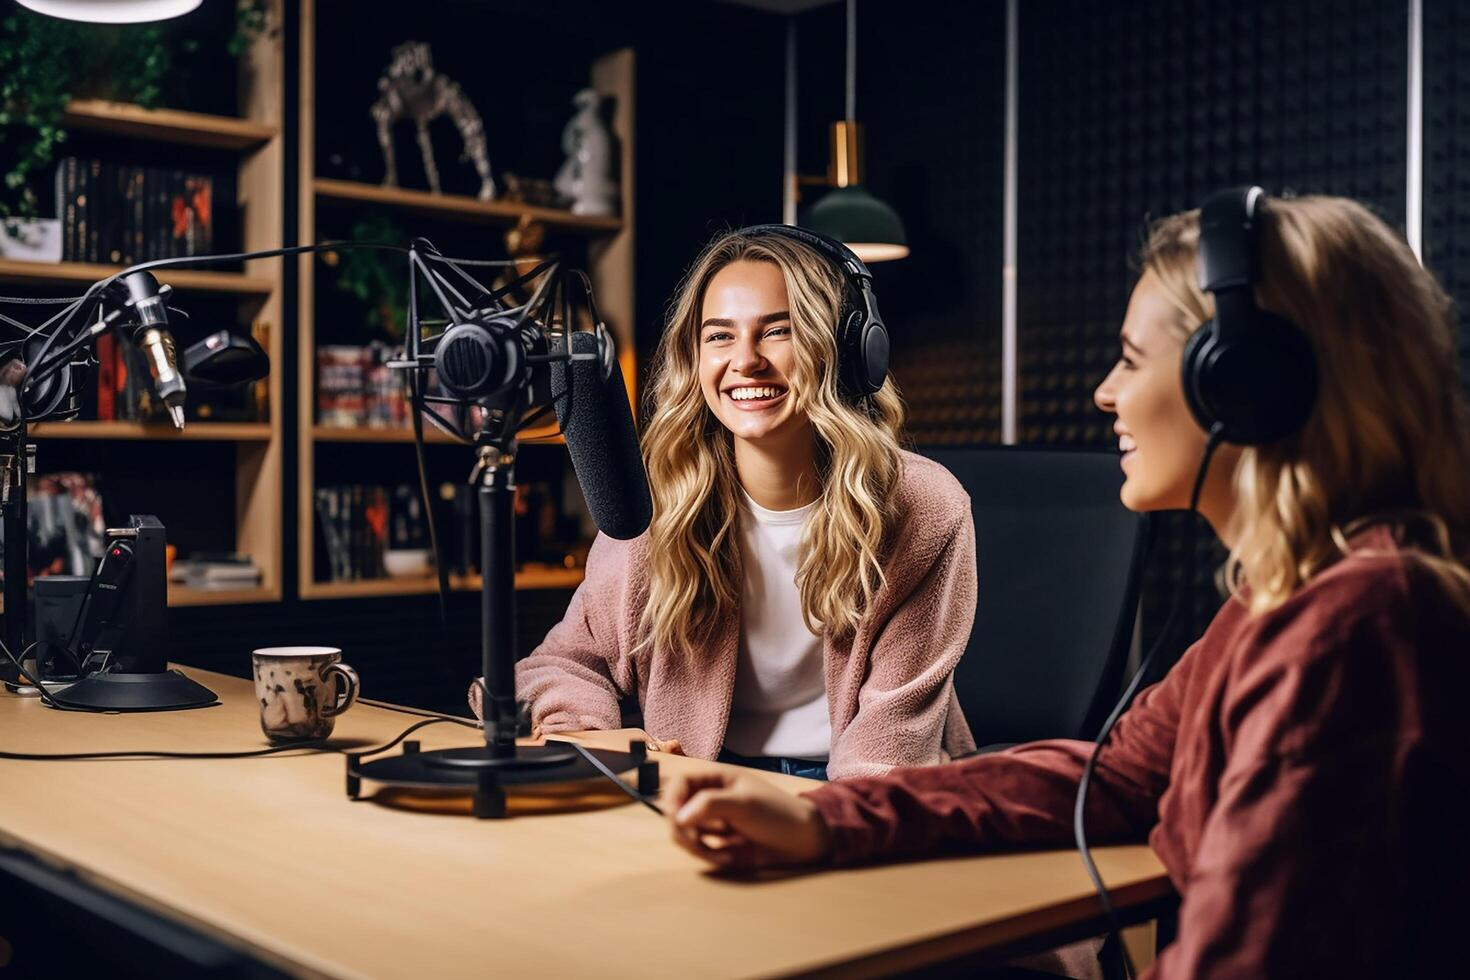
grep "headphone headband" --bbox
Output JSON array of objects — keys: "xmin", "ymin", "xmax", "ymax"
[
  {"xmin": 727, "ymin": 223, "xmax": 888, "ymax": 400},
  {"xmin": 1197, "ymin": 186, "xmax": 1265, "ymax": 293},
  {"xmin": 738, "ymin": 223, "xmax": 874, "ymax": 284}
]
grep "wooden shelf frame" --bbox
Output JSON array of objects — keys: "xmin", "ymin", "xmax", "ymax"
[
  {"xmin": 31, "ymin": 421, "xmax": 272, "ymax": 441},
  {"xmin": 0, "ymin": 258, "xmax": 274, "ymax": 296},
  {"xmin": 297, "ymin": 0, "xmax": 634, "ymax": 601},
  {"xmin": 314, "ymin": 178, "xmax": 622, "ymax": 235},
  {"xmin": 302, "ymin": 565, "xmax": 585, "ymax": 600},
  {"xmin": 61, "ymin": 99, "xmax": 278, "ymax": 151}
]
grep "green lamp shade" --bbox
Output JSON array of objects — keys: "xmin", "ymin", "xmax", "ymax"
[{"xmin": 805, "ymin": 185, "xmax": 910, "ymax": 263}]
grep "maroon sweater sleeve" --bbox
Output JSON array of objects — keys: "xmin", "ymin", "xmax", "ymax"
[
  {"xmin": 1148, "ymin": 582, "xmax": 1437, "ymax": 978},
  {"xmin": 805, "ymin": 641, "xmax": 1195, "ymax": 864}
]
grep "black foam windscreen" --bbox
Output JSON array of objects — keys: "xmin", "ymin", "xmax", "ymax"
[{"xmin": 551, "ymin": 331, "xmax": 652, "ymax": 540}]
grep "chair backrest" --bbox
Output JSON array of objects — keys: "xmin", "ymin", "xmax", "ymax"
[{"xmin": 922, "ymin": 446, "xmax": 1148, "ymax": 748}]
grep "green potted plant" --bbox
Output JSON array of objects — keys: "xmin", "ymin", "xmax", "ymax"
[{"xmin": 0, "ymin": 1, "xmax": 269, "ymax": 224}]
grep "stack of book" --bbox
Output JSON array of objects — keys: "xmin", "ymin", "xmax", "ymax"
[
  {"xmin": 314, "ymin": 484, "xmax": 427, "ymax": 582},
  {"xmin": 317, "ymin": 343, "xmax": 410, "ymax": 429},
  {"xmin": 90, "ymin": 331, "xmax": 164, "ymax": 422},
  {"xmin": 169, "ymin": 554, "xmax": 262, "ymax": 591},
  {"xmin": 53, "ymin": 157, "xmax": 216, "ymax": 265}
]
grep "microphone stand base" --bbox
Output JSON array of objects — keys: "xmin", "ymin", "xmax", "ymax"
[
  {"xmin": 346, "ymin": 741, "xmax": 660, "ymax": 819},
  {"xmin": 49, "ymin": 669, "xmax": 218, "ymax": 712}
]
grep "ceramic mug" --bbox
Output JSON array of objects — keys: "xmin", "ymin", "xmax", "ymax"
[{"xmin": 252, "ymin": 646, "xmax": 359, "ymax": 742}]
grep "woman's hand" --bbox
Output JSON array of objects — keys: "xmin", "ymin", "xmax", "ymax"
[
  {"xmin": 467, "ymin": 679, "xmax": 483, "ymax": 721},
  {"xmin": 648, "ymin": 736, "xmax": 684, "ymax": 756},
  {"xmin": 663, "ymin": 771, "xmax": 832, "ymax": 870}
]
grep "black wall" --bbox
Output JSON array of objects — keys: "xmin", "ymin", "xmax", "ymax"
[
  {"xmin": 1425, "ymin": 0, "xmax": 1470, "ymax": 386},
  {"xmin": 1017, "ymin": 0, "xmax": 1410, "ymax": 666}
]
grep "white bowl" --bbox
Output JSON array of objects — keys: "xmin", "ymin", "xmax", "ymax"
[{"xmin": 382, "ymin": 549, "xmax": 432, "ymax": 578}]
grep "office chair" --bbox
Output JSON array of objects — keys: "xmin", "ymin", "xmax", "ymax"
[{"xmin": 922, "ymin": 446, "xmax": 1149, "ymax": 750}]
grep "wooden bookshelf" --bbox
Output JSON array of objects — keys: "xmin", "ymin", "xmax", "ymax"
[
  {"xmin": 32, "ymin": 421, "xmax": 272, "ymax": 441},
  {"xmin": 62, "ymin": 100, "xmax": 278, "ymax": 152},
  {"xmin": 298, "ymin": 0, "xmax": 634, "ymax": 601},
  {"xmin": 0, "ymin": 258, "xmax": 274, "ymax": 296},
  {"xmin": 8, "ymin": 2, "xmax": 290, "ymax": 608},
  {"xmin": 314, "ymin": 178, "xmax": 623, "ymax": 235}
]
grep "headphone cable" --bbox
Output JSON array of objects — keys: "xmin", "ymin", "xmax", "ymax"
[{"xmin": 1074, "ymin": 424, "xmax": 1224, "ymax": 980}]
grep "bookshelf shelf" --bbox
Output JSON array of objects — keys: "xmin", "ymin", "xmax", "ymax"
[
  {"xmin": 62, "ymin": 100, "xmax": 278, "ymax": 152},
  {"xmin": 310, "ymin": 424, "xmax": 564, "ymax": 446},
  {"xmin": 31, "ymin": 421, "xmax": 273, "ymax": 441},
  {"xmin": 169, "ymin": 584, "xmax": 280, "ymax": 607},
  {"xmin": 0, "ymin": 582, "xmax": 281, "ymax": 614},
  {"xmin": 0, "ymin": 258, "xmax": 274, "ymax": 296},
  {"xmin": 300, "ymin": 564, "xmax": 583, "ymax": 600},
  {"xmin": 314, "ymin": 178, "xmax": 623, "ymax": 235},
  {"xmin": 311, "ymin": 424, "xmax": 460, "ymax": 444}
]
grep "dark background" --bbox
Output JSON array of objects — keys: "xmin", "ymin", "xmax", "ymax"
[{"xmin": 13, "ymin": 0, "xmax": 1460, "ymax": 714}]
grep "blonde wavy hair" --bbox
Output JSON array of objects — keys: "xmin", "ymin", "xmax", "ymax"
[
  {"xmin": 637, "ymin": 230, "xmax": 907, "ymax": 656},
  {"xmin": 1141, "ymin": 195, "xmax": 1470, "ymax": 614}
]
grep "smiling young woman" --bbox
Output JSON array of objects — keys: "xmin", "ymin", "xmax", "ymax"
[
  {"xmin": 472, "ymin": 227, "xmax": 978, "ymax": 781},
  {"xmin": 662, "ymin": 195, "xmax": 1470, "ymax": 978}
]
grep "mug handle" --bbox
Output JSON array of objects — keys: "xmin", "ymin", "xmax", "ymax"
[{"xmin": 320, "ymin": 661, "xmax": 360, "ymax": 718}]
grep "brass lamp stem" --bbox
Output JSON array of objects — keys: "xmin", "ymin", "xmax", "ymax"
[{"xmin": 828, "ymin": 120, "xmax": 863, "ymax": 188}]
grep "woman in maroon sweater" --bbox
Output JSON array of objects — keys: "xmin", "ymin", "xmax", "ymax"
[{"xmin": 663, "ymin": 194, "xmax": 1470, "ymax": 978}]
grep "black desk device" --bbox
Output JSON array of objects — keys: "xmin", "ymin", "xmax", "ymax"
[{"xmin": 53, "ymin": 516, "xmax": 216, "ymax": 711}]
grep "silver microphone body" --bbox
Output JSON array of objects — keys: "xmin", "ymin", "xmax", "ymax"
[{"xmin": 123, "ymin": 272, "xmax": 187, "ymax": 430}]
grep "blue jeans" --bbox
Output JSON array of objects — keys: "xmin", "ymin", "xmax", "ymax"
[{"xmin": 718, "ymin": 748, "xmax": 828, "ymax": 781}]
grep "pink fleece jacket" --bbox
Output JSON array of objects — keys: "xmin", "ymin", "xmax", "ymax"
[{"xmin": 472, "ymin": 450, "xmax": 978, "ymax": 780}]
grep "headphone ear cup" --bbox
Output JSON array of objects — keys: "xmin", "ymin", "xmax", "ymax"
[
  {"xmin": 1180, "ymin": 320, "xmax": 1221, "ymax": 435},
  {"xmin": 860, "ymin": 317, "xmax": 890, "ymax": 395},
  {"xmin": 836, "ymin": 307, "xmax": 888, "ymax": 399},
  {"xmin": 20, "ymin": 332, "xmax": 75, "ymax": 420},
  {"xmin": 1249, "ymin": 312, "xmax": 1318, "ymax": 441},
  {"xmin": 1182, "ymin": 313, "xmax": 1317, "ymax": 445}
]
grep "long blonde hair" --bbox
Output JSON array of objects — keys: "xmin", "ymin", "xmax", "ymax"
[
  {"xmin": 638, "ymin": 230, "xmax": 907, "ymax": 656},
  {"xmin": 1141, "ymin": 195, "xmax": 1470, "ymax": 613}
]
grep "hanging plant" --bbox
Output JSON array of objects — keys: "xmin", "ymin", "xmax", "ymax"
[
  {"xmin": 330, "ymin": 216, "xmax": 411, "ymax": 340},
  {"xmin": 0, "ymin": 1, "xmax": 270, "ymax": 221}
]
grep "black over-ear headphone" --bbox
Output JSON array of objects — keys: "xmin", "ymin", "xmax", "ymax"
[
  {"xmin": 737, "ymin": 224, "xmax": 890, "ymax": 400},
  {"xmin": 1182, "ymin": 186, "xmax": 1319, "ymax": 445}
]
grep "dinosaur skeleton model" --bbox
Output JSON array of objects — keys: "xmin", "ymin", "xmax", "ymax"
[{"xmin": 371, "ymin": 42, "xmax": 495, "ymax": 200}]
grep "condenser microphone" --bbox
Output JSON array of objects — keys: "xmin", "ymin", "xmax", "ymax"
[
  {"xmin": 551, "ymin": 329, "xmax": 652, "ymax": 540},
  {"xmin": 121, "ymin": 271, "xmax": 187, "ymax": 430}
]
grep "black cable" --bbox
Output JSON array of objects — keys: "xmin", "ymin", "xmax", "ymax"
[
  {"xmin": 0, "ymin": 715, "xmax": 459, "ymax": 762},
  {"xmin": 1, "ymin": 639, "xmax": 106, "ymax": 712},
  {"xmin": 407, "ymin": 326, "xmax": 451, "ymax": 628},
  {"xmin": 562, "ymin": 740, "xmax": 664, "ymax": 815},
  {"xmin": 12, "ymin": 242, "xmax": 515, "ymax": 397},
  {"xmin": 1073, "ymin": 424, "xmax": 1225, "ymax": 980},
  {"xmin": 358, "ymin": 696, "xmax": 480, "ymax": 730}
]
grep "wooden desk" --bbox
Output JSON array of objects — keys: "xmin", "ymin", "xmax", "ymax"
[{"xmin": 0, "ymin": 669, "xmax": 1171, "ymax": 978}]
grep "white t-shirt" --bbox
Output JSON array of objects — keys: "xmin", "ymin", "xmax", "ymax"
[{"xmin": 722, "ymin": 491, "xmax": 831, "ymax": 761}]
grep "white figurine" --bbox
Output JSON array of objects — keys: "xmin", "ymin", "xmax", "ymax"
[{"xmin": 554, "ymin": 89, "xmax": 618, "ymax": 217}]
